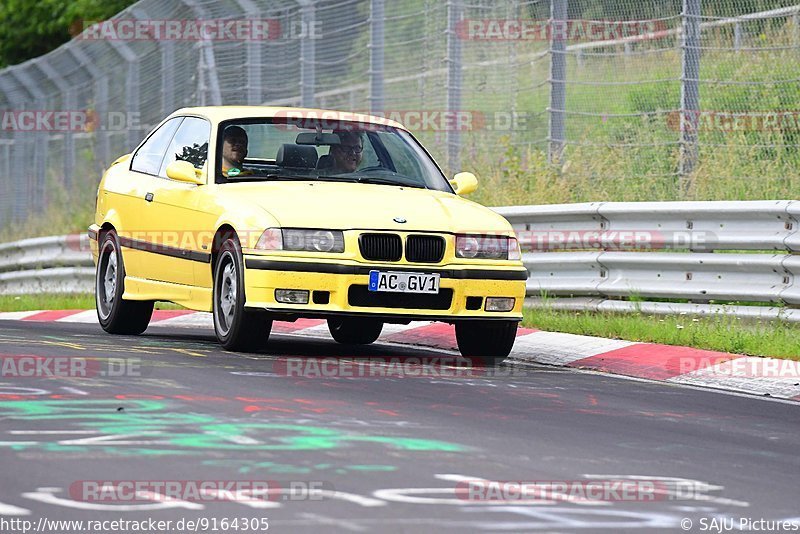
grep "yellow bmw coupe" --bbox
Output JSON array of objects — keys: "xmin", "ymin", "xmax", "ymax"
[{"xmin": 89, "ymin": 107, "xmax": 527, "ymax": 362}]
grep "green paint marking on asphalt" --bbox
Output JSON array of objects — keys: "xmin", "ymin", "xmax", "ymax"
[
  {"xmin": 0, "ymin": 400, "xmax": 168, "ymax": 418},
  {"xmin": 0, "ymin": 400, "xmax": 468, "ymax": 455}
]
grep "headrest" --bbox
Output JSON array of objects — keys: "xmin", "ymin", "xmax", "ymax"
[
  {"xmin": 316, "ymin": 154, "xmax": 333, "ymax": 169},
  {"xmin": 277, "ymin": 144, "xmax": 318, "ymax": 168}
]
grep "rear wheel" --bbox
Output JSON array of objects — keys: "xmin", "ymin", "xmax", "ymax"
[
  {"xmin": 328, "ymin": 318, "xmax": 383, "ymax": 345},
  {"xmin": 213, "ymin": 238, "xmax": 272, "ymax": 351},
  {"xmin": 96, "ymin": 229, "xmax": 154, "ymax": 335},
  {"xmin": 455, "ymin": 320, "xmax": 518, "ymax": 366}
]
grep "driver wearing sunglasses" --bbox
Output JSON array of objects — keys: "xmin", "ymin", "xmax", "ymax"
[{"xmin": 330, "ymin": 130, "xmax": 363, "ymax": 173}]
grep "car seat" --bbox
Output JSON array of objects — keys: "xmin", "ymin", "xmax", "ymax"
[{"xmin": 276, "ymin": 144, "xmax": 318, "ymax": 169}]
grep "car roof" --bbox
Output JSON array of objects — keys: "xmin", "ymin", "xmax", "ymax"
[{"xmin": 170, "ymin": 106, "xmax": 407, "ymax": 131}]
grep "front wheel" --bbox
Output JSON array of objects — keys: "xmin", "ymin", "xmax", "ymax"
[
  {"xmin": 95, "ymin": 229, "xmax": 153, "ymax": 335},
  {"xmin": 213, "ymin": 238, "xmax": 272, "ymax": 351},
  {"xmin": 328, "ymin": 318, "xmax": 383, "ymax": 345},
  {"xmin": 455, "ymin": 320, "xmax": 518, "ymax": 365}
]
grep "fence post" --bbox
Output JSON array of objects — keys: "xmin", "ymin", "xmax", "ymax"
[
  {"xmin": 679, "ymin": 0, "xmax": 701, "ymax": 191},
  {"xmin": 445, "ymin": 0, "xmax": 463, "ymax": 174},
  {"xmin": 0, "ymin": 75, "xmax": 21, "ymax": 226},
  {"xmin": 161, "ymin": 41, "xmax": 176, "ymax": 112},
  {"xmin": 35, "ymin": 60, "xmax": 74, "ymax": 189},
  {"xmin": 178, "ymin": 0, "xmax": 222, "ymax": 106},
  {"xmin": 107, "ymin": 41, "xmax": 141, "ymax": 150},
  {"xmin": 232, "ymin": 0, "xmax": 263, "ymax": 105},
  {"xmin": 733, "ymin": 21, "xmax": 742, "ymax": 51},
  {"xmin": 68, "ymin": 47, "xmax": 109, "ymax": 173},
  {"xmin": 9, "ymin": 67, "xmax": 48, "ymax": 223},
  {"xmin": 548, "ymin": 0, "xmax": 567, "ymax": 164},
  {"xmin": 299, "ymin": 0, "xmax": 316, "ymax": 107},
  {"xmin": 245, "ymin": 39, "xmax": 263, "ymax": 105},
  {"xmin": 369, "ymin": 0, "xmax": 385, "ymax": 113}
]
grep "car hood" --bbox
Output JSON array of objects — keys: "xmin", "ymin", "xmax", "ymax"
[{"xmin": 217, "ymin": 181, "xmax": 512, "ymax": 233}]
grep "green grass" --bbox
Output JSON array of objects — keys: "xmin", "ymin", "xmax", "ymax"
[
  {"xmin": 0, "ymin": 294, "xmax": 183, "ymax": 312},
  {"xmin": 523, "ymin": 307, "xmax": 800, "ymax": 361}
]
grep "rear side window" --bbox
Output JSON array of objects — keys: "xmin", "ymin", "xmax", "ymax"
[
  {"xmin": 130, "ymin": 118, "xmax": 182, "ymax": 175},
  {"xmin": 159, "ymin": 117, "xmax": 211, "ymax": 178}
]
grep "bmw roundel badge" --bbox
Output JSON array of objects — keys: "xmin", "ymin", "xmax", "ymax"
[{"xmin": 393, "ymin": 217, "xmax": 407, "ymax": 224}]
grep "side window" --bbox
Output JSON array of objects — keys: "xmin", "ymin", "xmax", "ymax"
[
  {"xmin": 159, "ymin": 117, "xmax": 211, "ymax": 178},
  {"xmin": 130, "ymin": 118, "xmax": 183, "ymax": 175},
  {"xmin": 359, "ymin": 135, "xmax": 380, "ymax": 169},
  {"xmin": 376, "ymin": 131, "xmax": 422, "ymax": 177}
]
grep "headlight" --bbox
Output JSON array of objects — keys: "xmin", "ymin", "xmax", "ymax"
[
  {"xmin": 455, "ymin": 234, "xmax": 511, "ymax": 259},
  {"xmin": 255, "ymin": 228, "xmax": 345, "ymax": 252}
]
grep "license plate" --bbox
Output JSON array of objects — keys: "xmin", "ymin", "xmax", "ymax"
[{"xmin": 368, "ymin": 271, "xmax": 440, "ymax": 294}]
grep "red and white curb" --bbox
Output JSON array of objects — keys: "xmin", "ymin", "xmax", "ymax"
[{"xmin": 2, "ymin": 309, "xmax": 799, "ymax": 402}]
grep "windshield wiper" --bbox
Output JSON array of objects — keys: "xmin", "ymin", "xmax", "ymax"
[
  {"xmin": 355, "ymin": 176, "xmax": 425, "ymax": 189},
  {"xmin": 263, "ymin": 174, "xmax": 313, "ymax": 181}
]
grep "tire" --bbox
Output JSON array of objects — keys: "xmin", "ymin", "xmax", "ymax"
[
  {"xmin": 95, "ymin": 229, "xmax": 154, "ymax": 335},
  {"xmin": 213, "ymin": 238, "xmax": 272, "ymax": 351},
  {"xmin": 455, "ymin": 320, "xmax": 518, "ymax": 366},
  {"xmin": 328, "ymin": 317, "xmax": 383, "ymax": 345}
]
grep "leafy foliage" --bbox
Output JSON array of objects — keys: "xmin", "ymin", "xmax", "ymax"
[{"xmin": 0, "ymin": 0, "xmax": 135, "ymax": 68}]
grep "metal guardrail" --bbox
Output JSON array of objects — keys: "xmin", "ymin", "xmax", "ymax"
[
  {"xmin": 495, "ymin": 200, "xmax": 800, "ymax": 321},
  {"xmin": 2, "ymin": 200, "xmax": 799, "ymax": 321},
  {"xmin": 0, "ymin": 235, "xmax": 94, "ymax": 294}
]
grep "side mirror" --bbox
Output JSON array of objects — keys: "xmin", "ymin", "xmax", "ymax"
[
  {"xmin": 449, "ymin": 172, "xmax": 478, "ymax": 196},
  {"xmin": 166, "ymin": 160, "xmax": 205, "ymax": 185}
]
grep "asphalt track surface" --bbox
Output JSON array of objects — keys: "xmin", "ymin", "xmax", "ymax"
[{"xmin": 0, "ymin": 319, "xmax": 798, "ymax": 533}]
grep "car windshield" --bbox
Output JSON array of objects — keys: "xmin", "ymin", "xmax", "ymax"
[{"xmin": 215, "ymin": 117, "xmax": 453, "ymax": 192}]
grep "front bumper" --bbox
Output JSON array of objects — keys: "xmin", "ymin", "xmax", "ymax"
[{"xmin": 243, "ymin": 256, "xmax": 527, "ymax": 322}]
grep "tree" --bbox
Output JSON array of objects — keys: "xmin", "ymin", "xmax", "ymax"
[{"xmin": 0, "ymin": 0, "xmax": 135, "ymax": 68}]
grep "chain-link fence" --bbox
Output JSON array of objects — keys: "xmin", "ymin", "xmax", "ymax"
[{"xmin": 0, "ymin": 0, "xmax": 798, "ymax": 234}]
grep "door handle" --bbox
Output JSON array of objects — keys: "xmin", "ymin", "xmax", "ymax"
[{"xmin": 145, "ymin": 193, "xmax": 154, "ymax": 202}]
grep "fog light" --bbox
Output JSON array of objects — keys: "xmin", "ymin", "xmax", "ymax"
[
  {"xmin": 485, "ymin": 297, "xmax": 515, "ymax": 312},
  {"xmin": 275, "ymin": 289, "xmax": 309, "ymax": 304}
]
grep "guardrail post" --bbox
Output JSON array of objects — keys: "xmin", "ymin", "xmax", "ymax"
[
  {"xmin": 299, "ymin": 0, "xmax": 317, "ymax": 107},
  {"xmin": 369, "ymin": 0, "xmax": 385, "ymax": 113},
  {"xmin": 548, "ymin": 0, "xmax": 568, "ymax": 164},
  {"xmin": 679, "ymin": 0, "xmax": 701, "ymax": 192},
  {"xmin": 446, "ymin": 0, "xmax": 463, "ymax": 173}
]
